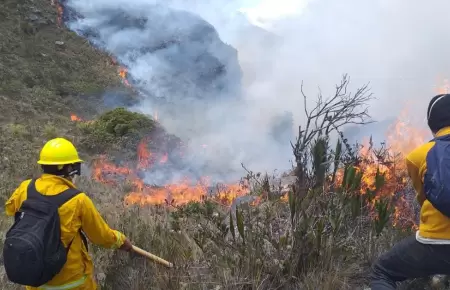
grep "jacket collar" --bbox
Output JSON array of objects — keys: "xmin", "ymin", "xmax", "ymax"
[
  {"xmin": 39, "ymin": 173, "xmax": 76, "ymax": 188},
  {"xmin": 436, "ymin": 126, "xmax": 450, "ymax": 137}
]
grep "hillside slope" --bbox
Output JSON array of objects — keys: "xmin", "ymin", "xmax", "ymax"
[
  {"xmin": 0, "ymin": 0, "xmax": 138, "ymax": 288},
  {"xmin": 0, "ymin": 0, "xmax": 130, "ymax": 183}
]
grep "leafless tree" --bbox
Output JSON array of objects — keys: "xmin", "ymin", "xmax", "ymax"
[
  {"xmin": 287, "ymin": 74, "xmax": 374, "ymax": 276},
  {"xmin": 291, "ymin": 74, "xmax": 373, "ymax": 168}
]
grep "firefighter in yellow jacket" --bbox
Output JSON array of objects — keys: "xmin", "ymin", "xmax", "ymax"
[
  {"xmin": 370, "ymin": 94, "xmax": 450, "ymax": 289},
  {"xmin": 5, "ymin": 137, "xmax": 133, "ymax": 290}
]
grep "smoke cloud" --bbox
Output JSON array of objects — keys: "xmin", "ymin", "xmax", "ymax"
[{"xmin": 64, "ymin": 0, "xmax": 446, "ymax": 183}]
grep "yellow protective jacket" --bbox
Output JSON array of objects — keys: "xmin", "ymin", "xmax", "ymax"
[
  {"xmin": 406, "ymin": 126, "xmax": 450, "ymax": 240},
  {"xmin": 5, "ymin": 174, "xmax": 127, "ymax": 290}
]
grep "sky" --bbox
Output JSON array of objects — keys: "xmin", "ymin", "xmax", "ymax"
[{"xmin": 238, "ymin": 0, "xmax": 311, "ymax": 30}]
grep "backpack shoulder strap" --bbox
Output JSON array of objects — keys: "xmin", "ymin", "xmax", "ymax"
[
  {"xmin": 26, "ymin": 179, "xmax": 82, "ymax": 208},
  {"xmin": 26, "ymin": 179, "xmax": 43, "ymax": 201},
  {"xmin": 47, "ymin": 188, "xmax": 83, "ymax": 208}
]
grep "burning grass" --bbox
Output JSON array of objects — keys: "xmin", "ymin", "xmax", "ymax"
[
  {"xmin": 95, "ymin": 154, "xmax": 252, "ymax": 207},
  {"xmin": 74, "ymin": 109, "xmax": 253, "ymax": 207}
]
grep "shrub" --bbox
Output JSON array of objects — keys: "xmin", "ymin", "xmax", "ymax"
[{"xmin": 78, "ymin": 107, "xmax": 156, "ymax": 157}]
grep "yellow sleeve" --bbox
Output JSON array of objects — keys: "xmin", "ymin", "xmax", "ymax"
[
  {"xmin": 80, "ymin": 194, "xmax": 126, "ymax": 249},
  {"xmin": 5, "ymin": 186, "xmax": 24, "ymax": 216},
  {"xmin": 405, "ymin": 156, "xmax": 426, "ymax": 206}
]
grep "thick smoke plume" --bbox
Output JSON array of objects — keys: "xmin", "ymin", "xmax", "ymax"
[{"xmin": 64, "ymin": 0, "xmax": 446, "ymax": 184}]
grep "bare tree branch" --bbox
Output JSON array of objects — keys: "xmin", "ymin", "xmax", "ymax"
[{"xmin": 293, "ymin": 74, "xmax": 373, "ymax": 167}]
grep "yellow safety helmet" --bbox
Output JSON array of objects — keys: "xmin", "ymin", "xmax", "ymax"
[{"xmin": 37, "ymin": 138, "xmax": 84, "ymax": 165}]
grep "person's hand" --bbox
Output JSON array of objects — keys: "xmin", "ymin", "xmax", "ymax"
[{"xmin": 119, "ymin": 238, "xmax": 133, "ymax": 252}]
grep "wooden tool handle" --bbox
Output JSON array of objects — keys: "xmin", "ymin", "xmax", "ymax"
[{"xmin": 131, "ymin": 245, "xmax": 174, "ymax": 268}]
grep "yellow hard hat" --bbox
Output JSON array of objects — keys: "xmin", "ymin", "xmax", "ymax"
[{"xmin": 37, "ymin": 138, "xmax": 84, "ymax": 165}]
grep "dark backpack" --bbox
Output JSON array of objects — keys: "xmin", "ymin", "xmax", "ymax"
[
  {"xmin": 3, "ymin": 179, "xmax": 82, "ymax": 287},
  {"xmin": 424, "ymin": 134, "xmax": 450, "ymax": 218}
]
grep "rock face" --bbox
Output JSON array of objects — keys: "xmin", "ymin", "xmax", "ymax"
[{"xmin": 61, "ymin": 3, "xmax": 242, "ymax": 105}]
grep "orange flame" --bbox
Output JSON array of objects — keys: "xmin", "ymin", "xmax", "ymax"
[
  {"xmin": 69, "ymin": 114, "xmax": 96, "ymax": 125},
  {"xmin": 335, "ymin": 106, "xmax": 429, "ymax": 229},
  {"xmin": 137, "ymin": 138, "xmax": 152, "ymax": 169},
  {"xmin": 92, "ymin": 139, "xmax": 250, "ymax": 207},
  {"xmin": 52, "ymin": 0, "xmax": 63, "ymax": 27},
  {"xmin": 70, "ymin": 114, "xmax": 83, "ymax": 122},
  {"xmin": 118, "ymin": 67, "xmax": 131, "ymax": 87}
]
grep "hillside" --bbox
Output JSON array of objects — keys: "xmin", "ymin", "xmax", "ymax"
[
  {"xmin": 0, "ymin": 0, "xmax": 134, "ymax": 184},
  {"xmin": 0, "ymin": 0, "xmax": 134, "ymax": 287}
]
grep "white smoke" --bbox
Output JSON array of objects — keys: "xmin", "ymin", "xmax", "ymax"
[{"xmin": 64, "ymin": 0, "xmax": 446, "ymax": 183}]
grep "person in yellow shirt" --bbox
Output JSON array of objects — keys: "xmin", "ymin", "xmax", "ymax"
[
  {"xmin": 370, "ymin": 94, "xmax": 450, "ymax": 289},
  {"xmin": 3, "ymin": 138, "xmax": 133, "ymax": 290}
]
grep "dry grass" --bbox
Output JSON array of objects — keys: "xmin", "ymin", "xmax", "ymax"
[{"xmin": 64, "ymin": 172, "xmax": 419, "ymax": 290}]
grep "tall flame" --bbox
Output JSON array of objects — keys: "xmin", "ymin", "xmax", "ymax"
[
  {"xmin": 335, "ymin": 105, "xmax": 429, "ymax": 229},
  {"xmin": 137, "ymin": 138, "xmax": 152, "ymax": 169}
]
